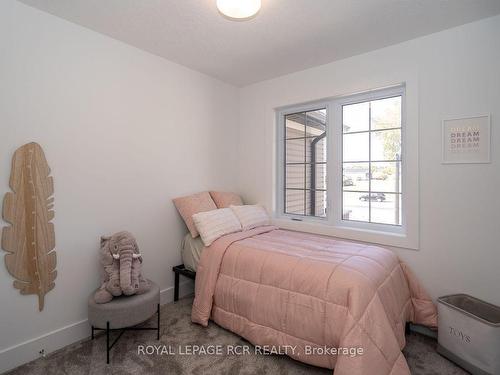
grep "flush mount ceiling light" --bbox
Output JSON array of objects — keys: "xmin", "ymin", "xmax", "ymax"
[{"xmin": 217, "ymin": 0, "xmax": 261, "ymax": 20}]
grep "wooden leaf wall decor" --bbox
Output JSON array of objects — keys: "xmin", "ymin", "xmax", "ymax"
[{"xmin": 1, "ymin": 142, "xmax": 57, "ymax": 311}]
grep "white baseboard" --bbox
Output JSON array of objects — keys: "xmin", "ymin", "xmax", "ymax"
[
  {"xmin": 0, "ymin": 280, "xmax": 194, "ymax": 374},
  {"xmin": 0, "ymin": 319, "xmax": 89, "ymax": 374},
  {"xmin": 160, "ymin": 279, "xmax": 194, "ymax": 305}
]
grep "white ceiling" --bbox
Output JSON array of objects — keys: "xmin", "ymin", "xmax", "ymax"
[{"xmin": 18, "ymin": 0, "xmax": 500, "ymax": 86}]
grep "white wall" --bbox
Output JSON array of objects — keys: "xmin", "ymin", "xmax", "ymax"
[
  {"xmin": 0, "ymin": 1, "xmax": 238, "ymax": 371},
  {"xmin": 237, "ymin": 16, "xmax": 500, "ymax": 306},
  {"xmin": 2, "ymin": 1, "xmax": 499, "ymax": 372}
]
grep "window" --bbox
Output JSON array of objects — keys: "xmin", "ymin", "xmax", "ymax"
[
  {"xmin": 284, "ymin": 109, "xmax": 327, "ymax": 217},
  {"xmin": 277, "ymin": 85, "xmax": 412, "ymax": 244},
  {"xmin": 342, "ymin": 96, "xmax": 402, "ymax": 225}
]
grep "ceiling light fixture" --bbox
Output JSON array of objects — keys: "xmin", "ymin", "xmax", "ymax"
[{"xmin": 217, "ymin": 0, "xmax": 261, "ymax": 21}]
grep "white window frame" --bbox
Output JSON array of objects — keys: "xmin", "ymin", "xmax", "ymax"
[
  {"xmin": 275, "ymin": 84, "xmax": 419, "ymax": 250},
  {"xmin": 276, "ymin": 100, "xmax": 330, "ymax": 222},
  {"xmin": 333, "ymin": 86, "xmax": 405, "ymax": 234}
]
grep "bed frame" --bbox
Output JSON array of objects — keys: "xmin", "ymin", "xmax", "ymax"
[{"xmin": 172, "ymin": 264, "xmax": 196, "ymax": 301}]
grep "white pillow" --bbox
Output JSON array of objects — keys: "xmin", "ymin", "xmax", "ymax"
[
  {"xmin": 192, "ymin": 208, "xmax": 241, "ymax": 246},
  {"xmin": 230, "ymin": 205, "xmax": 270, "ymax": 231}
]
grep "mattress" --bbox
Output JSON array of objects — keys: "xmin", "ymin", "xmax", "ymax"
[{"xmin": 181, "ymin": 233, "xmax": 204, "ymax": 272}]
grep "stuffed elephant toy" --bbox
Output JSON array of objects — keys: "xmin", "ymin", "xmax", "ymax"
[{"xmin": 94, "ymin": 231, "xmax": 150, "ymax": 304}]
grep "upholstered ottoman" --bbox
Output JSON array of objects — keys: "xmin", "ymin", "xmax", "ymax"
[{"xmin": 88, "ymin": 280, "xmax": 160, "ymax": 363}]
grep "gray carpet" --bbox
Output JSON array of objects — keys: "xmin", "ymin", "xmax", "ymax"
[{"xmin": 7, "ymin": 296, "xmax": 468, "ymax": 375}]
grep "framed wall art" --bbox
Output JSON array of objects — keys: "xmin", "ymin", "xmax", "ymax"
[{"xmin": 442, "ymin": 115, "xmax": 491, "ymax": 164}]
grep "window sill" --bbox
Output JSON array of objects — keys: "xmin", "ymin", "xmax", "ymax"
[{"xmin": 272, "ymin": 217, "xmax": 419, "ymax": 250}]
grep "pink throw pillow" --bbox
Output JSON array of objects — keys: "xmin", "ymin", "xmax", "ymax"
[
  {"xmin": 210, "ymin": 191, "xmax": 243, "ymax": 208},
  {"xmin": 173, "ymin": 192, "xmax": 217, "ymax": 237}
]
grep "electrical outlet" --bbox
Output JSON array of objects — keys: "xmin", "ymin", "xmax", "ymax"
[{"xmin": 39, "ymin": 349, "xmax": 45, "ymax": 357}]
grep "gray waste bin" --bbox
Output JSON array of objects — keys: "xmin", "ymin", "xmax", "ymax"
[{"xmin": 438, "ymin": 294, "xmax": 500, "ymax": 375}]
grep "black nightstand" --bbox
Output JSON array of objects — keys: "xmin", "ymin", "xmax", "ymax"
[{"xmin": 172, "ymin": 264, "xmax": 196, "ymax": 301}]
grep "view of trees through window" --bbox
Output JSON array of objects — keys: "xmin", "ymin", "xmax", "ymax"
[
  {"xmin": 342, "ymin": 96, "xmax": 402, "ymax": 225},
  {"xmin": 284, "ymin": 109, "xmax": 327, "ymax": 217}
]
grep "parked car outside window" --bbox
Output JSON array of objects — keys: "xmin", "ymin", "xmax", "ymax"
[
  {"xmin": 343, "ymin": 175, "xmax": 354, "ymax": 186},
  {"xmin": 359, "ymin": 193, "xmax": 386, "ymax": 202}
]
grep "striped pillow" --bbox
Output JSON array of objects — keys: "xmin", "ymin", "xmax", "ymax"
[
  {"xmin": 230, "ymin": 205, "xmax": 270, "ymax": 231},
  {"xmin": 192, "ymin": 208, "xmax": 242, "ymax": 246}
]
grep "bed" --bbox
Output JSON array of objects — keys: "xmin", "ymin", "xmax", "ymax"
[{"xmin": 191, "ymin": 226, "xmax": 437, "ymax": 375}]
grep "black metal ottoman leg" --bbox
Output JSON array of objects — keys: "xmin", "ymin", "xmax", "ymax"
[
  {"xmin": 106, "ymin": 321, "xmax": 110, "ymax": 364},
  {"xmin": 157, "ymin": 303, "xmax": 160, "ymax": 340},
  {"xmin": 174, "ymin": 271, "xmax": 179, "ymax": 302}
]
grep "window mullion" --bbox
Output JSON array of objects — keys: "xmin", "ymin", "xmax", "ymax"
[
  {"xmin": 368, "ymin": 101, "xmax": 372, "ymax": 223},
  {"xmin": 329, "ymin": 101, "xmax": 341, "ymax": 224},
  {"xmin": 303, "ymin": 117, "xmax": 307, "ymax": 215}
]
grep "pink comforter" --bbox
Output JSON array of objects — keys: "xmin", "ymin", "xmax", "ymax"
[{"xmin": 192, "ymin": 226, "xmax": 437, "ymax": 375}]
